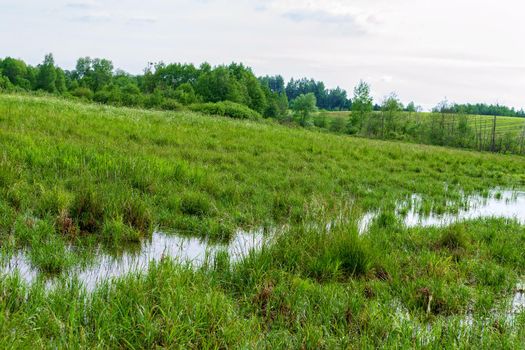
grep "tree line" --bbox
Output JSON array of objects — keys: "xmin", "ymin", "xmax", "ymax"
[
  {"xmin": 1, "ymin": 54, "xmax": 523, "ymax": 122},
  {"xmin": 432, "ymin": 102, "xmax": 525, "ymax": 118},
  {"xmin": 0, "ymin": 54, "xmax": 351, "ymax": 117}
]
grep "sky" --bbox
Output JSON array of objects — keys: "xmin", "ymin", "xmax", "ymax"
[{"xmin": 1, "ymin": 0, "xmax": 524, "ymax": 110}]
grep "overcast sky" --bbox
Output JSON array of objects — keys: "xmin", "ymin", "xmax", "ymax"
[{"xmin": 1, "ymin": 0, "xmax": 524, "ymax": 109}]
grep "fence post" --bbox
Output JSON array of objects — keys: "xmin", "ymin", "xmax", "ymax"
[
  {"xmin": 491, "ymin": 115, "xmax": 497, "ymax": 152},
  {"xmin": 478, "ymin": 116, "xmax": 482, "ymax": 151},
  {"xmin": 520, "ymin": 123, "xmax": 525, "ymax": 154}
]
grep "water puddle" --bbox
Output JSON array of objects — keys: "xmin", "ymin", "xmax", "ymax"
[
  {"xmin": 511, "ymin": 282, "xmax": 525, "ymax": 316},
  {"xmin": 0, "ymin": 229, "xmax": 270, "ymax": 291},
  {"xmin": 358, "ymin": 212, "xmax": 379, "ymax": 235},
  {"xmin": 359, "ymin": 189, "xmax": 525, "ymax": 234},
  {"xmin": 402, "ymin": 190, "xmax": 525, "ymax": 228}
]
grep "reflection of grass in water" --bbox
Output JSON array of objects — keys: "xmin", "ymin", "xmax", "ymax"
[{"xmin": 0, "ymin": 95, "xmax": 525, "ymax": 347}]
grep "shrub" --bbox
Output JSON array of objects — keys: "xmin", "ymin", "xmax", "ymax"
[
  {"xmin": 71, "ymin": 87, "xmax": 94, "ymax": 100},
  {"xmin": 160, "ymin": 98, "xmax": 182, "ymax": 111},
  {"xmin": 190, "ymin": 101, "xmax": 261, "ymax": 120}
]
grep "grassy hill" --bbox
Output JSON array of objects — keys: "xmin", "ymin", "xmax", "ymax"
[{"xmin": 1, "ymin": 94, "xmax": 525, "ymax": 347}]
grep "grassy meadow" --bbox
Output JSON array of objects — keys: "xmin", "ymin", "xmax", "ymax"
[{"xmin": 1, "ymin": 94, "xmax": 525, "ymax": 348}]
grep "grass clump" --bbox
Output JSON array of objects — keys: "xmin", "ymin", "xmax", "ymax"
[
  {"xmin": 102, "ymin": 216, "xmax": 142, "ymax": 243},
  {"xmin": 435, "ymin": 224, "xmax": 469, "ymax": 251},
  {"xmin": 261, "ymin": 226, "xmax": 373, "ymax": 282},
  {"xmin": 35, "ymin": 187, "xmax": 72, "ymax": 218},
  {"xmin": 28, "ymin": 237, "xmax": 75, "ymax": 274},
  {"xmin": 70, "ymin": 187, "xmax": 105, "ymax": 233},
  {"xmin": 121, "ymin": 198, "xmax": 152, "ymax": 233},
  {"xmin": 179, "ymin": 191, "xmax": 212, "ymax": 217},
  {"xmin": 22, "ymin": 220, "xmax": 75, "ymax": 274}
]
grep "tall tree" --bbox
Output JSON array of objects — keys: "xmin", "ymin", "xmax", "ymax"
[
  {"xmin": 348, "ymin": 80, "xmax": 373, "ymax": 134},
  {"xmin": 36, "ymin": 53, "xmax": 57, "ymax": 93},
  {"xmin": 91, "ymin": 58, "xmax": 114, "ymax": 92},
  {"xmin": 0, "ymin": 57, "xmax": 30, "ymax": 88},
  {"xmin": 292, "ymin": 93, "xmax": 317, "ymax": 126}
]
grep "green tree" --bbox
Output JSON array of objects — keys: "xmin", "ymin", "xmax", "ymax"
[
  {"xmin": 196, "ymin": 66, "xmax": 243, "ymax": 104},
  {"xmin": 36, "ymin": 53, "xmax": 57, "ymax": 93},
  {"xmin": 91, "ymin": 58, "xmax": 114, "ymax": 92},
  {"xmin": 406, "ymin": 101, "xmax": 416, "ymax": 113},
  {"xmin": 75, "ymin": 57, "xmax": 92, "ymax": 79},
  {"xmin": 244, "ymin": 74, "xmax": 267, "ymax": 114},
  {"xmin": 348, "ymin": 80, "xmax": 373, "ymax": 134},
  {"xmin": 265, "ymin": 91, "xmax": 288, "ymax": 119},
  {"xmin": 292, "ymin": 93, "xmax": 317, "ymax": 126},
  {"xmin": 0, "ymin": 57, "xmax": 30, "ymax": 88},
  {"xmin": 55, "ymin": 68, "xmax": 67, "ymax": 93},
  {"xmin": 381, "ymin": 93, "xmax": 402, "ymax": 137},
  {"xmin": 174, "ymin": 83, "xmax": 198, "ymax": 105}
]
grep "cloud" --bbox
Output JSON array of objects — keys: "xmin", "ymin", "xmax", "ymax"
[
  {"xmin": 127, "ymin": 16, "xmax": 158, "ymax": 25},
  {"xmin": 380, "ymin": 75, "xmax": 393, "ymax": 83},
  {"xmin": 281, "ymin": 9, "xmax": 367, "ymax": 35},
  {"xmin": 261, "ymin": 1, "xmax": 380, "ymax": 34},
  {"xmin": 71, "ymin": 11, "xmax": 111, "ymax": 23},
  {"xmin": 64, "ymin": 1, "xmax": 97, "ymax": 10},
  {"xmin": 283, "ymin": 9, "xmax": 357, "ymax": 24}
]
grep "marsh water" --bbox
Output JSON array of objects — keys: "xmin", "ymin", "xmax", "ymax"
[
  {"xmin": 511, "ymin": 282, "xmax": 525, "ymax": 316},
  {"xmin": 1, "ymin": 189, "xmax": 524, "ymax": 291},
  {"xmin": 359, "ymin": 189, "xmax": 525, "ymax": 234},
  {"xmin": 0, "ymin": 229, "xmax": 268, "ymax": 291}
]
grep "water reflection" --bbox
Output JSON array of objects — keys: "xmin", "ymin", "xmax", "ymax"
[
  {"xmin": 402, "ymin": 190, "xmax": 525, "ymax": 228},
  {"xmin": 358, "ymin": 189, "xmax": 525, "ymax": 234},
  {"xmin": 0, "ymin": 229, "xmax": 268, "ymax": 291}
]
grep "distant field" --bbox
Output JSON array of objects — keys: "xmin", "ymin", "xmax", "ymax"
[
  {"xmin": 322, "ymin": 110, "xmax": 525, "ymax": 135},
  {"xmin": 319, "ymin": 110, "xmax": 525, "ymax": 153}
]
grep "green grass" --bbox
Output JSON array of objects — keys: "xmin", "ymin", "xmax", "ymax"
[{"xmin": 1, "ymin": 94, "xmax": 525, "ymax": 347}]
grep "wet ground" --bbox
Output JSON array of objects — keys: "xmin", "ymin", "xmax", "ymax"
[
  {"xmin": 1, "ymin": 228, "xmax": 268, "ymax": 291},
  {"xmin": 1, "ymin": 189, "xmax": 524, "ymax": 293}
]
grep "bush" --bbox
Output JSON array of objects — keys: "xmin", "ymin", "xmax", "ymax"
[
  {"xmin": 160, "ymin": 98, "xmax": 183, "ymax": 111},
  {"xmin": 190, "ymin": 101, "xmax": 261, "ymax": 120},
  {"xmin": 71, "ymin": 87, "xmax": 94, "ymax": 100}
]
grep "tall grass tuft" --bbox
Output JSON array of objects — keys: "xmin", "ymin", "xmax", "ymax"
[{"xmin": 70, "ymin": 187, "xmax": 105, "ymax": 233}]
